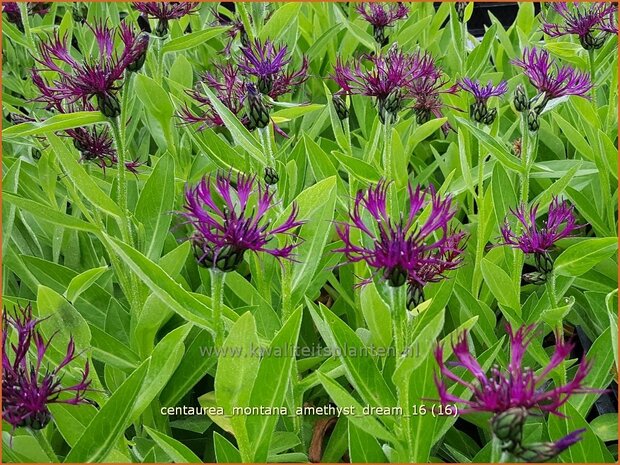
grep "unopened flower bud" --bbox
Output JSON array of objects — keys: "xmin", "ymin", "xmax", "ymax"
[
  {"xmin": 580, "ymin": 31, "xmax": 606, "ymax": 50},
  {"xmin": 155, "ymin": 18, "xmax": 169, "ymax": 37},
  {"xmin": 522, "ymin": 271, "xmax": 548, "ymax": 286},
  {"xmin": 515, "ymin": 429, "xmax": 585, "ymax": 463},
  {"xmin": 199, "ymin": 245, "xmax": 246, "ymax": 272},
  {"xmin": 32, "ymin": 148, "xmax": 42, "ymax": 161},
  {"xmin": 481, "ymin": 107, "xmax": 497, "ymax": 125},
  {"xmin": 378, "ymin": 88, "xmax": 403, "ymax": 125},
  {"xmin": 415, "ymin": 108, "xmax": 432, "ymax": 125},
  {"xmin": 407, "ymin": 284, "xmax": 425, "ymax": 309},
  {"xmin": 332, "ymin": 94, "xmax": 349, "ymax": 120},
  {"xmin": 137, "ymin": 15, "xmax": 151, "ymax": 33},
  {"xmin": 513, "ymin": 84, "xmax": 529, "ymax": 112},
  {"xmin": 257, "ymin": 75, "xmax": 274, "ymax": 95},
  {"xmin": 245, "ymin": 84, "xmax": 270, "ymax": 130},
  {"xmin": 470, "ymin": 101, "xmax": 489, "ymax": 124},
  {"xmin": 491, "ymin": 407, "xmax": 527, "ymax": 450},
  {"xmin": 97, "ymin": 93, "xmax": 121, "ymax": 118},
  {"xmin": 373, "ymin": 25, "xmax": 389, "ymax": 47},
  {"xmin": 456, "ymin": 2, "xmax": 468, "ymax": 22},
  {"xmin": 534, "ymin": 251, "xmax": 554, "ymax": 274},
  {"xmin": 386, "ymin": 265, "xmax": 407, "ymax": 287},
  {"xmin": 264, "ymin": 166, "xmax": 279, "ymax": 185},
  {"xmin": 527, "ymin": 109, "xmax": 540, "ymax": 132},
  {"xmin": 127, "ymin": 33, "xmax": 149, "ymax": 73}
]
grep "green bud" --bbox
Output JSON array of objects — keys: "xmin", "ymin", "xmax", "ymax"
[
  {"xmin": 97, "ymin": 93, "xmax": 121, "ymax": 118},
  {"xmin": 378, "ymin": 88, "xmax": 403, "ymax": 125},
  {"xmin": 257, "ymin": 75, "xmax": 274, "ymax": 95},
  {"xmin": 527, "ymin": 109, "xmax": 540, "ymax": 132},
  {"xmin": 155, "ymin": 18, "xmax": 169, "ymax": 38},
  {"xmin": 513, "ymin": 84, "xmax": 529, "ymax": 112},
  {"xmin": 332, "ymin": 94, "xmax": 349, "ymax": 120},
  {"xmin": 264, "ymin": 166, "xmax": 279, "ymax": 185},
  {"xmin": 481, "ymin": 107, "xmax": 497, "ymax": 126},
  {"xmin": 386, "ymin": 265, "xmax": 407, "ymax": 287},
  {"xmin": 407, "ymin": 284, "xmax": 424, "ymax": 310},
  {"xmin": 522, "ymin": 271, "xmax": 548, "ymax": 286},
  {"xmin": 32, "ymin": 148, "xmax": 42, "ymax": 161},
  {"xmin": 580, "ymin": 31, "xmax": 606, "ymax": 50},
  {"xmin": 456, "ymin": 2, "xmax": 468, "ymax": 22},
  {"xmin": 373, "ymin": 25, "xmax": 389, "ymax": 47},
  {"xmin": 415, "ymin": 108, "xmax": 432, "ymax": 125},
  {"xmin": 470, "ymin": 101, "xmax": 489, "ymax": 124},
  {"xmin": 534, "ymin": 252, "xmax": 554, "ymax": 274},
  {"xmin": 514, "ymin": 442, "xmax": 561, "ymax": 463},
  {"xmin": 198, "ymin": 245, "xmax": 246, "ymax": 272},
  {"xmin": 491, "ymin": 407, "xmax": 527, "ymax": 452},
  {"xmin": 127, "ymin": 33, "xmax": 149, "ymax": 73},
  {"xmin": 245, "ymin": 88, "xmax": 271, "ymax": 130}
]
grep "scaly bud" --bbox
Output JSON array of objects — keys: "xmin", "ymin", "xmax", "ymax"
[
  {"xmin": 469, "ymin": 101, "xmax": 489, "ymax": 124},
  {"xmin": 127, "ymin": 33, "xmax": 150, "ymax": 73},
  {"xmin": 245, "ymin": 84, "xmax": 270, "ymax": 130},
  {"xmin": 527, "ymin": 109, "xmax": 540, "ymax": 132},
  {"xmin": 378, "ymin": 88, "xmax": 403, "ymax": 125},
  {"xmin": 332, "ymin": 94, "xmax": 349, "ymax": 120},
  {"xmin": 515, "ymin": 429, "xmax": 586, "ymax": 463},
  {"xmin": 513, "ymin": 84, "xmax": 529, "ymax": 112},
  {"xmin": 491, "ymin": 407, "xmax": 527, "ymax": 451},
  {"xmin": 407, "ymin": 284, "xmax": 425, "ymax": 309},
  {"xmin": 373, "ymin": 25, "xmax": 389, "ymax": 47},
  {"xmin": 415, "ymin": 107, "xmax": 432, "ymax": 125},
  {"xmin": 264, "ymin": 166, "xmax": 279, "ymax": 185},
  {"xmin": 97, "ymin": 93, "xmax": 121, "ymax": 118},
  {"xmin": 155, "ymin": 18, "xmax": 169, "ymax": 37},
  {"xmin": 580, "ymin": 31, "xmax": 606, "ymax": 50},
  {"xmin": 385, "ymin": 264, "xmax": 407, "ymax": 287}
]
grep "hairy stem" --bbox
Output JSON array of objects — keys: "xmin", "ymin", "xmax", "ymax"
[
  {"xmin": 388, "ymin": 284, "xmax": 407, "ymax": 361},
  {"xmin": 588, "ymin": 49, "xmax": 596, "ymax": 104},
  {"xmin": 259, "ymin": 125, "xmax": 275, "ymax": 168},
  {"xmin": 210, "ymin": 268, "xmax": 226, "ymax": 348},
  {"xmin": 281, "ymin": 260, "xmax": 293, "ymax": 323},
  {"xmin": 382, "ymin": 120, "xmax": 393, "ymax": 180},
  {"xmin": 473, "ymin": 136, "xmax": 485, "ymax": 294}
]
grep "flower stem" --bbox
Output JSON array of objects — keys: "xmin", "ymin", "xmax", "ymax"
[
  {"xmin": 546, "ymin": 270, "xmax": 557, "ymax": 309},
  {"xmin": 19, "ymin": 3, "xmax": 36, "ymax": 52},
  {"xmin": 210, "ymin": 268, "xmax": 226, "ymax": 348},
  {"xmin": 519, "ymin": 112, "xmax": 530, "ymax": 204},
  {"xmin": 382, "ymin": 120, "xmax": 393, "ymax": 180},
  {"xmin": 588, "ymin": 49, "xmax": 596, "ymax": 104},
  {"xmin": 259, "ymin": 125, "xmax": 275, "ymax": 168},
  {"xmin": 388, "ymin": 285, "xmax": 406, "ymax": 361},
  {"xmin": 108, "ymin": 118, "xmax": 132, "ymax": 245},
  {"xmin": 473, "ymin": 136, "xmax": 485, "ymax": 294},
  {"xmin": 281, "ymin": 260, "xmax": 293, "ymax": 323}
]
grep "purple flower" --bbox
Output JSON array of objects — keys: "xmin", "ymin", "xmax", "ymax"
[
  {"xmin": 2, "ymin": 304, "xmax": 92, "ymax": 430},
  {"xmin": 32, "ymin": 21, "xmax": 149, "ymax": 118},
  {"xmin": 69, "ymin": 125, "xmax": 140, "ymax": 174},
  {"xmin": 499, "ymin": 197, "xmax": 581, "ymax": 274},
  {"xmin": 458, "ymin": 78, "xmax": 508, "ymax": 102},
  {"xmin": 180, "ymin": 172, "xmax": 304, "ymax": 272},
  {"xmin": 512, "ymin": 48, "xmax": 592, "ymax": 104},
  {"xmin": 434, "ymin": 324, "xmax": 594, "ymax": 416},
  {"xmin": 407, "ymin": 230, "xmax": 466, "ymax": 308},
  {"xmin": 542, "ymin": 2, "xmax": 617, "ymax": 49},
  {"xmin": 332, "ymin": 47, "xmax": 437, "ymax": 124},
  {"xmin": 3, "ymin": 2, "xmax": 50, "ymax": 30},
  {"xmin": 459, "ymin": 78, "xmax": 507, "ymax": 125},
  {"xmin": 238, "ymin": 39, "xmax": 309, "ymax": 97},
  {"xmin": 334, "ymin": 180, "xmax": 461, "ymax": 288},
  {"xmin": 356, "ymin": 2, "xmax": 409, "ymax": 45},
  {"xmin": 180, "ymin": 64, "xmax": 248, "ymax": 130},
  {"xmin": 211, "ymin": 7, "xmax": 249, "ymax": 55},
  {"xmin": 132, "ymin": 2, "xmax": 199, "ymax": 36}
]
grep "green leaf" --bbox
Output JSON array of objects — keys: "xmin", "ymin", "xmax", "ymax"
[
  {"xmin": 247, "ymin": 308, "xmax": 303, "ymax": 462},
  {"xmin": 409, "ymin": 118, "xmax": 448, "ymax": 151},
  {"xmin": 2, "ymin": 193, "xmax": 99, "ymax": 233},
  {"xmin": 135, "ymin": 154, "xmax": 175, "ymax": 260},
  {"xmin": 162, "ymin": 26, "xmax": 226, "ymax": 53},
  {"xmin": 214, "ymin": 431, "xmax": 242, "ymax": 463},
  {"xmin": 348, "ymin": 423, "xmax": 388, "ymax": 463},
  {"xmin": 554, "ymin": 238, "xmax": 617, "ymax": 277},
  {"xmin": 359, "ymin": 282, "xmax": 392, "ymax": 348},
  {"xmin": 65, "ymin": 266, "xmax": 109, "ymax": 303},
  {"xmin": 259, "ymin": 3, "xmax": 301, "ymax": 42},
  {"xmin": 103, "ymin": 236, "xmax": 218, "ymax": 331},
  {"xmin": 317, "ymin": 372, "xmax": 396, "ymax": 443},
  {"xmin": 49, "ymin": 404, "xmax": 98, "ymax": 448},
  {"xmin": 200, "ymin": 84, "xmax": 264, "ymax": 163},
  {"xmin": 65, "ymin": 363, "xmax": 149, "ymax": 463},
  {"xmin": 47, "ymin": 132, "xmax": 123, "ymax": 218},
  {"xmin": 3, "ymin": 112, "xmax": 106, "ymax": 139},
  {"xmin": 590, "ymin": 414, "xmax": 618, "ymax": 442},
  {"xmin": 144, "ymin": 427, "xmax": 202, "ymax": 463},
  {"xmin": 286, "ymin": 177, "xmax": 337, "ymax": 305},
  {"xmin": 134, "ymin": 74, "xmax": 174, "ymax": 149},
  {"xmin": 131, "ymin": 324, "xmax": 191, "ymax": 420},
  {"xmin": 2, "ymin": 160, "xmax": 20, "ymax": 257},
  {"xmin": 315, "ymin": 304, "xmax": 398, "ymax": 415},
  {"xmin": 481, "ymin": 258, "xmax": 520, "ymax": 310}
]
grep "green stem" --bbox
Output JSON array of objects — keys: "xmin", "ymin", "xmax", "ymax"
[
  {"xmin": 19, "ymin": 3, "xmax": 36, "ymax": 52},
  {"xmin": 473, "ymin": 136, "xmax": 485, "ymax": 294},
  {"xmin": 490, "ymin": 437, "xmax": 503, "ymax": 463},
  {"xmin": 210, "ymin": 268, "xmax": 226, "ymax": 348},
  {"xmin": 382, "ymin": 120, "xmax": 393, "ymax": 180},
  {"xmin": 281, "ymin": 261, "xmax": 293, "ymax": 323},
  {"xmin": 259, "ymin": 125, "xmax": 275, "ymax": 168},
  {"xmin": 108, "ymin": 118, "xmax": 131, "ymax": 245},
  {"xmin": 31, "ymin": 428, "xmax": 57, "ymax": 462},
  {"xmin": 461, "ymin": 17, "xmax": 467, "ymax": 74},
  {"xmin": 519, "ymin": 112, "xmax": 530, "ymax": 204},
  {"xmin": 588, "ymin": 49, "xmax": 596, "ymax": 104},
  {"xmin": 546, "ymin": 270, "xmax": 557, "ymax": 309},
  {"xmin": 343, "ymin": 117, "xmax": 353, "ymax": 157},
  {"xmin": 388, "ymin": 285, "xmax": 407, "ymax": 360}
]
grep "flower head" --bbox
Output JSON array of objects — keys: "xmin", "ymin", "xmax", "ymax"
[
  {"xmin": 180, "ymin": 63, "xmax": 248, "ymax": 130},
  {"xmin": 32, "ymin": 21, "xmax": 148, "ymax": 117},
  {"xmin": 499, "ymin": 197, "xmax": 581, "ymax": 274},
  {"xmin": 3, "ymin": 2, "xmax": 50, "ymax": 30},
  {"xmin": 332, "ymin": 47, "xmax": 437, "ymax": 124},
  {"xmin": 132, "ymin": 2, "xmax": 199, "ymax": 36},
  {"xmin": 458, "ymin": 78, "xmax": 507, "ymax": 125},
  {"xmin": 542, "ymin": 2, "xmax": 617, "ymax": 50},
  {"xmin": 512, "ymin": 48, "xmax": 592, "ymax": 105},
  {"xmin": 180, "ymin": 172, "xmax": 304, "ymax": 272},
  {"xmin": 2, "ymin": 304, "xmax": 91, "ymax": 430},
  {"xmin": 238, "ymin": 39, "xmax": 308, "ymax": 97},
  {"xmin": 356, "ymin": 3, "xmax": 409, "ymax": 45},
  {"xmin": 334, "ymin": 180, "xmax": 461, "ymax": 288},
  {"xmin": 434, "ymin": 324, "xmax": 595, "ymax": 417},
  {"xmin": 69, "ymin": 125, "xmax": 140, "ymax": 174}
]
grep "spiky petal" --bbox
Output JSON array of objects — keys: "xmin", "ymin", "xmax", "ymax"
[
  {"xmin": 542, "ymin": 2, "xmax": 617, "ymax": 49},
  {"xmin": 334, "ymin": 180, "xmax": 462, "ymax": 288},
  {"xmin": 2, "ymin": 304, "xmax": 91, "ymax": 430},
  {"xmin": 179, "ymin": 172, "xmax": 304, "ymax": 272}
]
